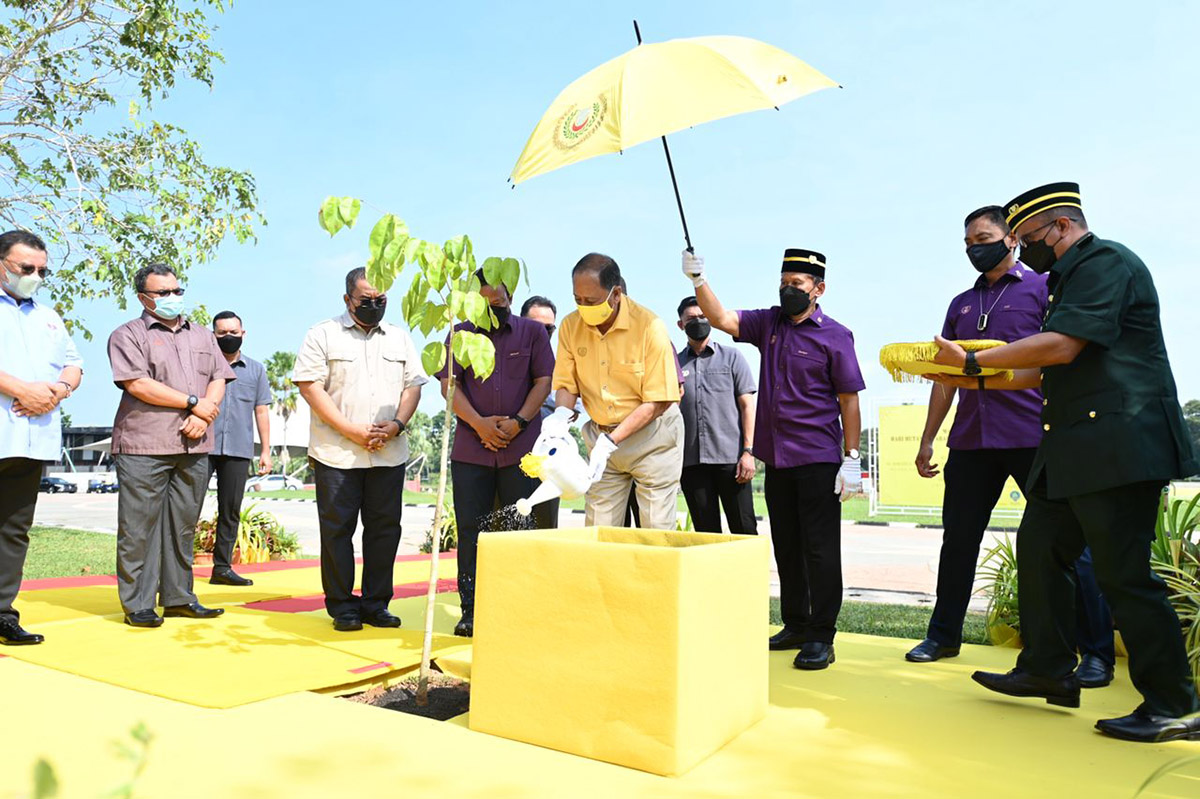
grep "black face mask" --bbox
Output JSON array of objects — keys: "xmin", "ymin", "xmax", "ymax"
[
  {"xmin": 1020, "ymin": 237, "xmax": 1059, "ymax": 274},
  {"xmin": 966, "ymin": 239, "xmax": 1012, "ymax": 274},
  {"xmin": 491, "ymin": 305, "xmax": 511, "ymax": 327},
  {"xmin": 216, "ymin": 335, "xmax": 243, "ymax": 354},
  {"xmin": 352, "ymin": 298, "xmax": 386, "ymax": 327},
  {"xmin": 683, "ymin": 318, "xmax": 711, "ymax": 341},
  {"xmin": 779, "ymin": 285, "xmax": 812, "ymax": 317}
]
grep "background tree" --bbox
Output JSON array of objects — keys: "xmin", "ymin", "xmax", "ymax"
[
  {"xmin": 264, "ymin": 350, "xmax": 297, "ymax": 475},
  {"xmin": 1184, "ymin": 400, "xmax": 1200, "ymax": 474},
  {"xmin": 0, "ymin": 0, "xmax": 263, "ymax": 335},
  {"xmin": 317, "ymin": 195, "xmax": 524, "ymax": 705}
]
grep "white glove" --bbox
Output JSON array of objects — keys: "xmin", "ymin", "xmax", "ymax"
[
  {"xmin": 587, "ymin": 434, "xmax": 618, "ymax": 484},
  {"xmin": 833, "ymin": 455, "xmax": 863, "ymax": 502},
  {"xmin": 540, "ymin": 405, "xmax": 575, "ymax": 441},
  {"xmin": 682, "ymin": 250, "xmax": 706, "ymax": 287}
]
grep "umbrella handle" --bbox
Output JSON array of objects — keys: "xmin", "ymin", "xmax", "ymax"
[{"xmin": 634, "ymin": 20, "xmax": 695, "ymax": 253}]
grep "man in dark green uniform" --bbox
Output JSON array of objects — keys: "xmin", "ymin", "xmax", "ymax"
[{"xmin": 932, "ymin": 182, "xmax": 1200, "ymax": 743}]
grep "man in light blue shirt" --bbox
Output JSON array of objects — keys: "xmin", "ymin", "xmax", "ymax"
[{"xmin": 0, "ymin": 230, "xmax": 83, "ymax": 646}]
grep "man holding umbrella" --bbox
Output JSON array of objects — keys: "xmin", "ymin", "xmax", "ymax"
[{"xmin": 686, "ymin": 249, "xmax": 864, "ymax": 670}]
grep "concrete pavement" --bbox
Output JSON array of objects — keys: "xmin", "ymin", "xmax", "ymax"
[{"xmin": 31, "ymin": 491, "xmax": 1006, "ymax": 611}]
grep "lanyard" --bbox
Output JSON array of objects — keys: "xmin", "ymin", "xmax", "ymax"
[{"xmin": 977, "ymin": 281, "xmax": 1012, "ymax": 333}]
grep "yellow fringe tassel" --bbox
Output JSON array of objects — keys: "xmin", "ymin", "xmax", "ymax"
[{"xmin": 879, "ymin": 340, "xmax": 1014, "ymax": 383}]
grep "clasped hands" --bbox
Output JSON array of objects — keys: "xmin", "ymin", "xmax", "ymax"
[
  {"xmin": 345, "ymin": 420, "xmax": 404, "ymax": 452},
  {"xmin": 474, "ymin": 415, "xmax": 520, "ymax": 452},
  {"xmin": 180, "ymin": 396, "xmax": 220, "ymax": 440},
  {"xmin": 10, "ymin": 381, "xmax": 69, "ymax": 418}
]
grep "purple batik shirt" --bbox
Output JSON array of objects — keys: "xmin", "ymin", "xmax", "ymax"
[
  {"xmin": 436, "ymin": 314, "xmax": 555, "ymax": 468},
  {"xmin": 941, "ymin": 262, "xmax": 1046, "ymax": 450},
  {"xmin": 735, "ymin": 305, "xmax": 865, "ymax": 469}
]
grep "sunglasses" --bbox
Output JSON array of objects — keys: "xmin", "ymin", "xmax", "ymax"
[
  {"xmin": 544, "ymin": 324, "xmax": 557, "ymax": 335},
  {"xmin": 355, "ymin": 296, "xmax": 387, "ymax": 309},
  {"xmin": 142, "ymin": 288, "xmax": 186, "ymax": 298},
  {"xmin": 3, "ymin": 259, "xmax": 51, "ymax": 278}
]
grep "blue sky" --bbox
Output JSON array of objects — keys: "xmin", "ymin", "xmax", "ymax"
[{"xmin": 61, "ymin": 0, "xmax": 1200, "ymax": 425}]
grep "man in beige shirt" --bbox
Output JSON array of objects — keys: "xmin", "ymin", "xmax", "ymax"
[{"xmin": 294, "ymin": 267, "xmax": 426, "ymax": 631}]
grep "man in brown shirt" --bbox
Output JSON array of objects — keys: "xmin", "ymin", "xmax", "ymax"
[{"xmin": 108, "ymin": 263, "xmax": 235, "ymax": 627}]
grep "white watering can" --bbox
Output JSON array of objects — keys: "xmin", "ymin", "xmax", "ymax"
[{"xmin": 515, "ymin": 427, "xmax": 592, "ymax": 518}]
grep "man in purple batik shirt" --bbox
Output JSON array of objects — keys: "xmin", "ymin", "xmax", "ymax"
[
  {"xmin": 685, "ymin": 247, "xmax": 865, "ymax": 672},
  {"xmin": 437, "ymin": 270, "xmax": 555, "ymax": 638},
  {"xmin": 905, "ymin": 206, "xmax": 1114, "ymax": 690}
]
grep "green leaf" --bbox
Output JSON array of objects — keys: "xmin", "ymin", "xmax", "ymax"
[
  {"xmin": 463, "ymin": 291, "xmax": 489, "ymax": 327},
  {"xmin": 467, "ymin": 332, "xmax": 496, "ymax": 380},
  {"xmin": 423, "ymin": 251, "xmax": 447, "ymax": 291},
  {"xmin": 381, "ymin": 238, "xmax": 403, "ymax": 268},
  {"xmin": 421, "ymin": 341, "xmax": 446, "ymax": 376},
  {"xmin": 420, "ymin": 303, "xmax": 446, "ymax": 337},
  {"xmin": 403, "ymin": 276, "xmax": 429, "ymax": 329},
  {"xmin": 366, "ymin": 256, "xmax": 393, "ymax": 294},
  {"xmin": 368, "ymin": 214, "xmax": 396, "ymax": 261},
  {"xmin": 451, "ymin": 329, "xmax": 471, "ymax": 367},
  {"xmin": 481, "ymin": 256, "xmax": 503, "ymax": 289},
  {"xmin": 402, "ymin": 237, "xmax": 421, "ymax": 265},
  {"xmin": 318, "ymin": 196, "xmax": 343, "ymax": 236},
  {"xmin": 32, "ymin": 759, "xmax": 58, "ymax": 799},
  {"xmin": 448, "ymin": 289, "xmax": 466, "ymax": 319},
  {"xmin": 501, "ymin": 257, "xmax": 521, "ymax": 294},
  {"xmin": 443, "ymin": 235, "xmax": 465, "ymax": 262},
  {"xmin": 338, "ymin": 197, "xmax": 362, "ymax": 228}
]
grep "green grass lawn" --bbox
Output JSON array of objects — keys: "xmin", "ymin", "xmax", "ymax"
[
  {"xmin": 24, "ymin": 526, "xmax": 117, "ymax": 580},
  {"xmin": 770, "ymin": 596, "xmax": 989, "ymax": 646}
]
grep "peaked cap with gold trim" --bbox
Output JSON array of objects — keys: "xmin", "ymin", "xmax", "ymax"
[
  {"xmin": 1005, "ymin": 182, "xmax": 1082, "ymax": 231},
  {"xmin": 782, "ymin": 248, "xmax": 826, "ymax": 279}
]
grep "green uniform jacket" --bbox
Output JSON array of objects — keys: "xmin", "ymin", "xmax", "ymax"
[{"xmin": 1032, "ymin": 233, "xmax": 1198, "ymax": 499}]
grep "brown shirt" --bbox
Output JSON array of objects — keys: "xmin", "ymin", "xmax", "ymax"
[{"xmin": 108, "ymin": 312, "xmax": 236, "ymax": 455}]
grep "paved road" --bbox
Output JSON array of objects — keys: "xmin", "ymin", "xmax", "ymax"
[{"xmin": 32, "ymin": 492, "xmax": 1005, "ymax": 610}]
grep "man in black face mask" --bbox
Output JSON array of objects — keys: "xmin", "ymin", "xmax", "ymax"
[
  {"xmin": 206, "ymin": 311, "xmax": 273, "ymax": 586},
  {"xmin": 932, "ymin": 182, "xmax": 1200, "ymax": 742},
  {"xmin": 675, "ymin": 296, "xmax": 758, "ymax": 534},
  {"xmin": 685, "ymin": 248, "xmax": 865, "ymax": 671},
  {"xmin": 906, "ymin": 208, "xmax": 1114, "ymax": 689},
  {"xmin": 294, "ymin": 268, "xmax": 427, "ymax": 631}
]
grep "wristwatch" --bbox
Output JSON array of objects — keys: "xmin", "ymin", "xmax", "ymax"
[
  {"xmin": 186, "ymin": 394, "xmax": 199, "ymax": 410},
  {"xmin": 741, "ymin": 447, "xmax": 753, "ymax": 456},
  {"xmin": 512, "ymin": 414, "xmax": 530, "ymax": 431},
  {"xmin": 845, "ymin": 448, "xmax": 860, "ymax": 460},
  {"xmin": 963, "ymin": 351, "xmax": 983, "ymax": 377},
  {"xmin": 392, "ymin": 418, "xmax": 407, "ymax": 435}
]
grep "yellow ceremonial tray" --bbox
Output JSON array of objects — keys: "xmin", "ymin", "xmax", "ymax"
[{"xmin": 879, "ymin": 340, "xmax": 1012, "ymax": 383}]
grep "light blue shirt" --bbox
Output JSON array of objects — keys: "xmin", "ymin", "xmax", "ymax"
[{"xmin": 0, "ymin": 292, "xmax": 83, "ymax": 460}]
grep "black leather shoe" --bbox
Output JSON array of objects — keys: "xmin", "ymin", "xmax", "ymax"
[
  {"xmin": 769, "ymin": 627, "xmax": 806, "ymax": 651},
  {"xmin": 454, "ymin": 613, "xmax": 474, "ymax": 638},
  {"xmin": 905, "ymin": 638, "xmax": 960, "ymax": 663},
  {"xmin": 333, "ymin": 614, "xmax": 362, "ymax": 632},
  {"xmin": 162, "ymin": 602, "xmax": 224, "ymax": 619},
  {"xmin": 362, "ymin": 609, "xmax": 402, "ymax": 628},
  {"xmin": 794, "ymin": 642, "xmax": 835, "ymax": 670},
  {"xmin": 0, "ymin": 617, "xmax": 44, "ymax": 645},
  {"xmin": 971, "ymin": 668, "xmax": 1080, "ymax": 707},
  {"xmin": 209, "ymin": 569, "xmax": 254, "ymax": 587},
  {"xmin": 1074, "ymin": 654, "xmax": 1114, "ymax": 689},
  {"xmin": 123, "ymin": 609, "xmax": 164, "ymax": 628},
  {"xmin": 1095, "ymin": 707, "xmax": 1200, "ymax": 743}
]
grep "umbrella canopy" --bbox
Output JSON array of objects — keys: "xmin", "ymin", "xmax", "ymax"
[{"xmin": 510, "ymin": 35, "xmax": 838, "ymax": 185}]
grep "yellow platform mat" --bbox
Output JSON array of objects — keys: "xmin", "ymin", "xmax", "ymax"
[{"xmin": 3, "ymin": 632, "xmax": 1197, "ymax": 798}]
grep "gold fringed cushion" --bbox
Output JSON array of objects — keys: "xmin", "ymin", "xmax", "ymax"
[{"xmin": 879, "ymin": 340, "xmax": 1013, "ymax": 383}]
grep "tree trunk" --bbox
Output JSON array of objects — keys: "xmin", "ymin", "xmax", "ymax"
[{"xmin": 417, "ymin": 359, "xmax": 456, "ymax": 706}]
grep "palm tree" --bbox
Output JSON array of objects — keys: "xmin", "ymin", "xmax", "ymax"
[{"xmin": 264, "ymin": 351, "xmax": 298, "ymax": 475}]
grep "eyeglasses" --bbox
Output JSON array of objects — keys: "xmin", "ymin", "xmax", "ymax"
[
  {"xmin": 544, "ymin": 323, "xmax": 557, "ymax": 335},
  {"xmin": 141, "ymin": 288, "xmax": 185, "ymax": 298},
  {"xmin": 355, "ymin": 296, "xmax": 386, "ymax": 309},
  {"xmin": 1017, "ymin": 219, "xmax": 1057, "ymax": 249},
  {"xmin": 3, "ymin": 259, "xmax": 51, "ymax": 278}
]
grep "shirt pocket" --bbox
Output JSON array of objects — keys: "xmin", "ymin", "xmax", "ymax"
[
  {"xmin": 993, "ymin": 302, "xmax": 1044, "ymax": 334},
  {"xmin": 194, "ymin": 351, "xmax": 216, "ymax": 383},
  {"xmin": 609, "ymin": 360, "xmax": 645, "ymax": 398},
  {"xmin": 786, "ymin": 347, "xmax": 828, "ymax": 390},
  {"xmin": 326, "ymin": 347, "xmax": 359, "ymax": 389},
  {"xmin": 381, "ymin": 349, "xmax": 408, "ymax": 388},
  {"xmin": 699, "ymin": 365, "xmax": 734, "ymax": 396},
  {"xmin": 504, "ymin": 351, "xmax": 531, "ymax": 383}
]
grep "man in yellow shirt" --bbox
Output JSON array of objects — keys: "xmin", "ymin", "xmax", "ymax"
[{"xmin": 551, "ymin": 253, "xmax": 683, "ymax": 530}]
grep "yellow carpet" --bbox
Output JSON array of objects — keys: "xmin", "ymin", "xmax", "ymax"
[{"xmin": 3, "ymin": 632, "xmax": 1198, "ymax": 798}]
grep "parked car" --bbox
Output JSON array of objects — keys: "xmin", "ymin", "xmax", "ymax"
[
  {"xmin": 39, "ymin": 477, "xmax": 78, "ymax": 494},
  {"xmin": 246, "ymin": 474, "xmax": 305, "ymax": 492},
  {"xmin": 87, "ymin": 478, "xmax": 119, "ymax": 494}
]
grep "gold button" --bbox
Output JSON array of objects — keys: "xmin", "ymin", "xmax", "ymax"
[
  {"xmin": 1042, "ymin": 399, "xmax": 1048, "ymax": 406},
  {"xmin": 1043, "ymin": 424, "xmax": 1051, "ymax": 431},
  {"xmin": 1048, "ymin": 294, "xmax": 1054, "ymax": 302},
  {"xmin": 1088, "ymin": 411, "xmax": 1096, "ymax": 418}
]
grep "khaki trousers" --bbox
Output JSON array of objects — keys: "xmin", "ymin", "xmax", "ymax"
[{"xmin": 582, "ymin": 405, "xmax": 684, "ymax": 530}]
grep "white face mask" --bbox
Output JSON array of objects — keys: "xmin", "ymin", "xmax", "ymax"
[{"xmin": 1, "ymin": 266, "xmax": 44, "ymax": 299}]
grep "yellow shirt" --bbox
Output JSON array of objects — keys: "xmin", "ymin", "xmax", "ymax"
[{"xmin": 553, "ymin": 296, "xmax": 681, "ymax": 427}]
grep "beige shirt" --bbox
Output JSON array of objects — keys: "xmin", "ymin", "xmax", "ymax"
[{"xmin": 293, "ymin": 313, "xmax": 427, "ymax": 469}]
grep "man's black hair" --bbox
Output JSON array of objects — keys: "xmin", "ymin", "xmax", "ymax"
[
  {"xmin": 964, "ymin": 206, "xmax": 1010, "ymax": 233},
  {"xmin": 345, "ymin": 266, "xmax": 367, "ymax": 296},
  {"xmin": 134, "ymin": 263, "xmax": 177, "ymax": 294},
  {"xmin": 677, "ymin": 296, "xmax": 699, "ymax": 318},
  {"xmin": 0, "ymin": 230, "xmax": 46, "ymax": 260},
  {"xmin": 571, "ymin": 253, "xmax": 622, "ymax": 291},
  {"xmin": 212, "ymin": 310, "xmax": 242, "ymax": 330},
  {"xmin": 521, "ymin": 295, "xmax": 556, "ymax": 317}
]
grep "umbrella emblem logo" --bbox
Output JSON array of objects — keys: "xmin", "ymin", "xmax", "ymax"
[{"xmin": 553, "ymin": 95, "xmax": 608, "ymax": 150}]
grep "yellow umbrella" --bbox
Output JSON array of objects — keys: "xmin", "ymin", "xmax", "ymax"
[{"xmin": 511, "ymin": 23, "xmax": 839, "ymax": 247}]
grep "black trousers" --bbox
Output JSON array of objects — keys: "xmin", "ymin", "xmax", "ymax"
[
  {"xmin": 1016, "ymin": 477, "xmax": 1199, "ymax": 717},
  {"xmin": 451, "ymin": 461, "xmax": 540, "ymax": 614},
  {"xmin": 207, "ymin": 455, "xmax": 250, "ymax": 571},
  {"xmin": 680, "ymin": 463, "xmax": 758, "ymax": 534},
  {"xmin": 0, "ymin": 457, "xmax": 42, "ymax": 623},
  {"xmin": 928, "ymin": 448, "xmax": 1114, "ymax": 662},
  {"xmin": 312, "ymin": 460, "xmax": 405, "ymax": 619},
  {"xmin": 764, "ymin": 462, "xmax": 842, "ymax": 643}
]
